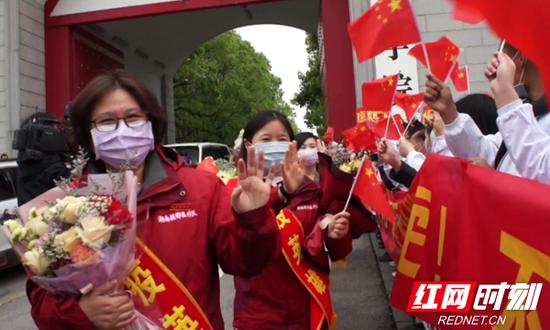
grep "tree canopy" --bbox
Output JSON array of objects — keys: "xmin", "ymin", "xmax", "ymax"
[
  {"xmin": 174, "ymin": 31, "xmax": 294, "ymax": 146},
  {"xmin": 292, "ymin": 33, "xmax": 326, "ymax": 136}
]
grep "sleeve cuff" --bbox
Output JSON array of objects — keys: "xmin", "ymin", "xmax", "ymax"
[
  {"xmin": 432, "ymin": 134, "xmax": 446, "ymax": 143},
  {"xmin": 497, "ymin": 99, "xmax": 525, "ymax": 117},
  {"xmin": 444, "ymin": 113, "xmax": 468, "ymax": 136},
  {"xmin": 234, "ymin": 205, "xmax": 275, "ymax": 235},
  {"xmin": 268, "ymin": 187, "xmax": 286, "ymax": 213}
]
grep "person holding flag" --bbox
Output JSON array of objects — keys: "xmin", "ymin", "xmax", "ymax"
[
  {"xmin": 232, "ymin": 111, "xmax": 351, "ymax": 330},
  {"xmin": 486, "ymin": 50, "xmax": 550, "ymax": 184},
  {"xmin": 377, "ymin": 138, "xmax": 419, "ymax": 189},
  {"xmin": 425, "ymin": 42, "xmax": 550, "ymax": 176},
  {"xmin": 424, "ymin": 110, "xmax": 454, "ymax": 157}
]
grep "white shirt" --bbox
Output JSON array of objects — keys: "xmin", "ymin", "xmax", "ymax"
[
  {"xmin": 431, "ymin": 134, "xmax": 454, "ymax": 157},
  {"xmin": 405, "ymin": 150, "xmax": 426, "ymax": 171},
  {"xmin": 497, "ymin": 99, "xmax": 550, "ymax": 184},
  {"xmin": 444, "ymin": 107, "xmax": 550, "ymax": 177}
]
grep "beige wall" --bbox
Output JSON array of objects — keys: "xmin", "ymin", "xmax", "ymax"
[{"xmin": 0, "ymin": 0, "xmax": 45, "ymax": 157}]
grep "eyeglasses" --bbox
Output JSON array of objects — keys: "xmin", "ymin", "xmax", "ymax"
[{"xmin": 91, "ymin": 113, "xmax": 148, "ymax": 132}]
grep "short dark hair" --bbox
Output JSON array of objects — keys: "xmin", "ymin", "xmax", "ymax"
[
  {"xmin": 295, "ymin": 132, "xmax": 317, "ymax": 149},
  {"xmin": 406, "ymin": 120, "xmax": 425, "ymax": 140},
  {"xmin": 240, "ymin": 110, "xmax": 294, "ymax": 162},
  {"xmin": 70, "ymin": 70, "xmax": 166, "ymax": 154},
  {"xmin": 456, "ymin": 93, "xmax": 498, "ymax": 135}
]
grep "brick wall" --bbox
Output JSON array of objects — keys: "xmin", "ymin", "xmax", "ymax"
[
  {"xmin": 412, "ymin": 0, "xmax": 499, "ymax": 96},
  {"xmin": 0, "ymin": 0, "xmax": 45, "ymax": 156}
]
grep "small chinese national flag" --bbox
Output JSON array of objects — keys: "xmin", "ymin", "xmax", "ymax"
[
  {"xmin": 362, "ymin": 75, "xmax": 399, "ymax": 113},
  {"xmin": 353, "ymin": 158, "xmax": 395, "ymax": 223},
  {"xmin": 348, "ymin": 0, "xmax": 421, "ymax": 63},
  {"xmin": 343, "ymin": 123, "xmax": 378, "ymax": 152},
  {"xmin": 371, "ymin": 115, "xmax": 403, "ymax": 140},
  {"xmin": 408, "ymin": 37, "xmax": 460, "ymax": 82},
  {"xmin": 394, "ymin": 92, "xmax": 425, "ymax": 120},
  {"xmin": 450, "ymin": 64, "xmax": 470, "ymax": 92}
]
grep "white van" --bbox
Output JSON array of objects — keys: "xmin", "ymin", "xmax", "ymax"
[
  {"xmin": 164, "ymin": 143, "xmax": 231, "ymax": 166},
  {"xmin": 0, "ymin": 160, "xmax": 19, "ymax": 270}
]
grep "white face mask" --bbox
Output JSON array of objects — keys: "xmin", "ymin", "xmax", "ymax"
[{"xmin": 253, "ymin": 141, "xmax": 289, "ymax": 175}]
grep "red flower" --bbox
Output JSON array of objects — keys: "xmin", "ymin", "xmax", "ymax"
[{"xmin": 105, "ymin": 198, "xmax": 133, "ymax": 226}]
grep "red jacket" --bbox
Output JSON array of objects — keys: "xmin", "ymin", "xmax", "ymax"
[
  {"xmin": 27, "ymin": 147, "xmax": 279, "ymax": 330},
  {"xmin": 233, "ymin": 179, "xmax": 352, "ymax": 330}
]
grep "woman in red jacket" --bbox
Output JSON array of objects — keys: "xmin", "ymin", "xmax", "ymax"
[
  {"xmin": 27, "ymin": 71, "xmax": 281, "ymax": 330},
  {"xmin": 232, "ymin": 111, "xmax": 352, "ymax": 330}
]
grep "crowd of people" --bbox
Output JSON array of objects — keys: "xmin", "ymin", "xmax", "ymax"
[
  {"xmin": 9, "ymin": 36, "xmax": 549, "ymax": 330},
  {"xmin": 377, "ymin": 42, "xmax": 548, "ymax": 190}
]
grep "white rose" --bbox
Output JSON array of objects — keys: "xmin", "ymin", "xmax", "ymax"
[
  {"xmin": 54, "ymin": 227, "xmax": 81, "ymax": 252},
  {"xmin": 57, "ymin": 196, "xmax": 87, "ymax": 224},
  {"xmin": 25, "ymin": 218, "xmax": 49, "ymax": 238},
  {"xmin": 28, "ymin": 207, "xmax": 41, "ymax": 222},
  {"xmin": 10, "ymin": 227, "xmax": 28, "ymax": 244},
  {"xmin": 76, "ymin": 216, "xmax": 113, "ymax": 250},
  {"xmin": 21, "ymin": 248, "xmax": 50, "ymax": 275}
]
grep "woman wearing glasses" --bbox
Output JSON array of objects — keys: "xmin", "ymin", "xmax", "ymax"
[{"xmin": 26, "ymin": 70, "xmax": 279, "ymax": 330}]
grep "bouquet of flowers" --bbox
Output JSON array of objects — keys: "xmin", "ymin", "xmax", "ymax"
[
  {"xmin": 1, "ymin": 151, "xmax": 157, "ymax": 328},
  {"xmin": 214, "ymin": 158, "xmax": 237, "ymax": 184},
  {"xmin": 322, "ymin": 142, "xmax": 365, "ymax": 175}
]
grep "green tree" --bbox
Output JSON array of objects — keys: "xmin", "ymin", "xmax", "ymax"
[
  {"xmin": 292, "ymin": 33, "xmax": 326, "ymax": 136},
  {"xmin": 174, "ymin": 31, "xmax": 294, "ymax": 146}
]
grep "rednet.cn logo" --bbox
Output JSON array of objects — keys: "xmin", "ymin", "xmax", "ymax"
[{"xmin": 407, "ymin": 281, "xmax": 542, "ymax": 312}]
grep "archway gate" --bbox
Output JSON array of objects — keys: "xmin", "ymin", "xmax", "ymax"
[{"xmin": 45, "ymin": 0, "xmax": 357, "ymax": 140}]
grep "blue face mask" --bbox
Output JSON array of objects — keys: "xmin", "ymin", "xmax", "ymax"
[{"xmin": 253, "ymin": 141, "xmax": 289, "ymax": 174}]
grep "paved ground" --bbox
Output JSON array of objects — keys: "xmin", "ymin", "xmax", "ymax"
[
  {"xmin": 0, "ymin": 234, "xmax": 408, "ymax": 330},
  {"xmin": 0, "ymin": 266, "xmax": 34, "ymax": 330}
]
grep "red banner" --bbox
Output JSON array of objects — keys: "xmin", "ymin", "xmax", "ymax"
[
  {"xmin": 125, "ymin": 239, "xmax": 213, "ymax": 330},
  {"xmin": 389, "ymin": 155, "xmax": 550, "ymax": 329},
  {"xmin": 276, "ymin": 209, "xmax": 336, "ymax": 330}
]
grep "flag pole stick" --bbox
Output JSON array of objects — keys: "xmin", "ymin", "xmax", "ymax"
[
  {"xmin": 421, "ymin": 42, "xmax": 432, "ymax": 74},
  {"xmin": 383, "ymin": 114, "xmax": 391, "ymax": 139},
  {"xmin": 408, "ymin": 0, "xmax": 432, "ymax": 74},
  {"xmin": 385, "ymin": 79, "xmax": 399, "ymax": 139},
  {"xmin": 343, "ymin": 155, "xmax": 367, "ymax": 213},
  {"xmin": 391, "ymin": 115, "xmax": 404, "ymax": 138},
  {"xmin": 498, "ymin": 39, "xmax": 506, "ymax": 52},
  {"xmin": 403, "ymin": 101, "xmax": 425, "ymax": 137}
]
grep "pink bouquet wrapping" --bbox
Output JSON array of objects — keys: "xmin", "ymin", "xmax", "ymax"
[
  {"xmin": 4, "ymin": 172, "xmax": 137, "ymax": 294},
  {"xmin": 3, "ymin": 171, "xmax": 136, "ymax": 292},
  {"xmin": 2, "ymin": 167, "xmax": 158, "ymax": 328}
]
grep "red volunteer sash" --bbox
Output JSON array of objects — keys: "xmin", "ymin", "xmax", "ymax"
[
  {"xmin": 125, "ymin": 239, "xmax": 213, "ymax": 330},
  {"xmin": 276, "ymin": 209, "xmax": 337, "ymax": 330}
]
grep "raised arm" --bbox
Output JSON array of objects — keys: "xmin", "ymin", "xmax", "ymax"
[
  {"xmin": 489, "ymin": 52, "xmax": 550, "ymax": 183},
  {"xmin": 425, "ymin": 74, "xmax": 502, "ymax": 165}
]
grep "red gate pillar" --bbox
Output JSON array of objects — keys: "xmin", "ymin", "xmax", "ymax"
[
  {"xmin": 45, "ymin": 25, "xmax": 72, "ymax": 119},
  {"xmin": 321, "ymin": 0, "xmax": 357, "ymax": 137}
]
